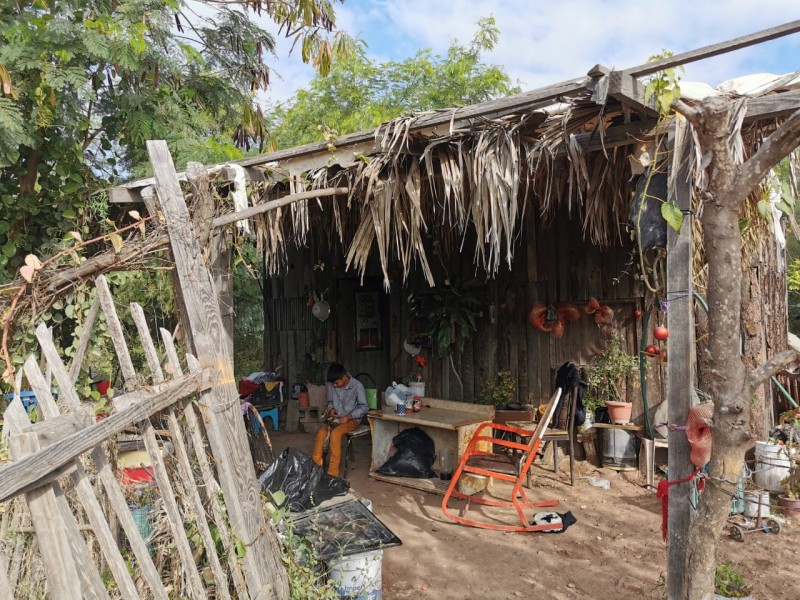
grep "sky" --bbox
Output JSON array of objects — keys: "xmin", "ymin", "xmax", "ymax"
[{"xmin": 261, "ymin": 0, "xmax": 800, "ymax": 104}]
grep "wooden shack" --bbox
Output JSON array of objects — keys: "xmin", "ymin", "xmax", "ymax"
[{"xmin": 109, "ymin": 23, "xmax": 800, "ymax": 430}]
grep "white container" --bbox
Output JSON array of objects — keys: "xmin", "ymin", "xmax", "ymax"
[
  {"xmin": 328, "ymin": 550, "xmax": 383, "ymax": 600},
  {"xmin": 743, "ymin": 491, "xmax": 770, "ymax": 518},
  {"xmin": 754, "ymin": 441, "xmax": 790, "ymax": 493},
  {"xmin": 409, "ymin": 382, "xmax": 426, "ymax": 397}
]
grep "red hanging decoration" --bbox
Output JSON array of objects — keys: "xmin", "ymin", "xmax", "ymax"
[
  {"xmin": 528, "ymin": 302, "xmax": 581, "ymax": 338},
  {"xmin": 585, "ymin": 297, "xmax": 614, "ymax": 324}
]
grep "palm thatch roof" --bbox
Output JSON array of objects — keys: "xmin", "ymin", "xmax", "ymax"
[{"xmin": 109, "ymin": 22, "xmax": 800, "ymax": 290}]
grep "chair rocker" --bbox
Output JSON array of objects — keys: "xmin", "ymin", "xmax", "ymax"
[{"xmin": 441, "ymin": 388, "xmax": 563, "ymax": 533}]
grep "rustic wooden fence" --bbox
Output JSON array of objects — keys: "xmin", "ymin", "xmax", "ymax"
[{"xmin": 0, "ymin": 141, "xmax": 288, "ymax": 598}]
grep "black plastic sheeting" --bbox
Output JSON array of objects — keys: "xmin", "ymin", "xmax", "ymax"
[
  {"xmin": 376, "ymin": 427, "xmax": 436, "ymax": 478},
  {"xmin": 629, "ymin": 169, "xmax": 668, "ymax": 251},
  {"xmin": 258, "ymin": 448, "xmax": 349, "ymax": 511}
]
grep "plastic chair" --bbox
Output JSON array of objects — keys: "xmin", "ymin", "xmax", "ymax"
[
  {"xmin": 441, "ymin": 388, "xmax": 563, "ymax": 533},
  {"xmin": 342, "ymin": 424, "xmax": 371, "ymax": 481},
  {"xmin": 251, "ymin": 382, "xmax": 285, "ymax": 432}
]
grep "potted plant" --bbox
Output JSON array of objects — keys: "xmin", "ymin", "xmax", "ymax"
[
  {"xmin": 714, "ymin": 563, "xmax": 752, "ymax": 599},
  {"xmin": 478, "ymin": 370, "xmax": 534, "ymax": 424},
  {"xmin": 408, "ymin": 356, "xmax": 427, "ymax": 397},
  {"xmin": 584, "ymin": 334, "xmax": 639, "ymax": 425}
]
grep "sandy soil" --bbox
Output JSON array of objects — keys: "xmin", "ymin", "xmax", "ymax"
[{"xmin": 269, "ymin": 429, "xmax": 800, "ymax": 600}]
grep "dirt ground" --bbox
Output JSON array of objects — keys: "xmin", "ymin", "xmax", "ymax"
[{"xmin": 269, "ymin": 429, "xmax": 800, "ymax": 600}]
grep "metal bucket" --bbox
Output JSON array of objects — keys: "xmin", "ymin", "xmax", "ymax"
[{"xmin": 601, "ymin": 428, "xmax": 638, "ymax": 470}]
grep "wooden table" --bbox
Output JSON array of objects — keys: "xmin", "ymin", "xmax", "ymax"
[{"xmin": 367, "ymin": 398, "xmax": 494, "ymax": 495}]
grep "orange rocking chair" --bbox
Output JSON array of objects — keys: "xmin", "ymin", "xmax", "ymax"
[{"xmin": 441, "ymin": 388, "xmax": 563, "ymax": 533}]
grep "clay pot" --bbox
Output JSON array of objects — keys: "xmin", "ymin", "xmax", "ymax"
[
  {"xmin": 298, "ymin": 391, "xmax": 310, "ymax": 408},
  {"xmin": 779, "ymin": 495, "xmax": 800, "ymax": 519},
  {"xmin": 605, "ymin": 400, "xmax": 633, "ymax": 425}
]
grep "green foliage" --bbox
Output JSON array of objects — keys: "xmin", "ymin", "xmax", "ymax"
[
  {"xmin": 265, "ymin": 17, "xmax": 520, "ymax": 149},
  {"xmin": 643, "ymin": 50, "xmax": 683, "ymax": 119},
  {"xmin": 478, "ymin": 370, "xmax": 516, "ymax": 406},
  {"xmin": 409, "ymin": 279, "xmax": 482, "ymax": 358},
  {"xmin": 714, "ymin": 563, "xmax": 750, "ymax": 598},
  {"xmin": 661, "ymin": 200, "xmax": 683, "ymax": 233},
  {"xmin": 0, "ymin": 0, "xmax": 349, "ymax": 282},
  {"xmin": 583, "ymin": 335, "xmax": 639, "ymax": 412}
]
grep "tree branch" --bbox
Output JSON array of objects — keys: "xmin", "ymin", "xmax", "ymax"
[
  {"xmin": 671, "ymin": 99, "xmax": 702, "ymax": 129},
  {"xmin": 748, "ymin": 349, "xmax": 800, "ymax": 387},
  {"xmin": 736, "ymin": 106, "xmax": 800, "ymax": 193}
]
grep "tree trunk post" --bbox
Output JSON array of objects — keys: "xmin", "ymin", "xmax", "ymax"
[
  {"xmin": 666, "ymin": 120, "xmax": 695, "ymax": 599},
  {"xmin": 146, "ymin": 140, "xmax": 289, "ymax": 598}
]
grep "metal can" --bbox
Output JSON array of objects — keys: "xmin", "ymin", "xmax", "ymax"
[{"xmin": 413, "ymin": 396, "xmax": 421, "ymax": 412}]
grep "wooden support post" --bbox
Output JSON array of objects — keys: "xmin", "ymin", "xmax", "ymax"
[
  {"xmin": 666, "ymin": 120, "xmax": 694, "ymax": 599},
  {"xmin": 147, "ymin": 140, "xmax": 289, "ymax": 598}
]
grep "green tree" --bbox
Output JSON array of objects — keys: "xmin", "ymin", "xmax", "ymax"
[
  {"xmin": 265, "ymin": 17, "xmax": 520, "ymax": 149},
  {"xmin": 0, "ymin": 0, "xmax": 351, "ymax": 281}
]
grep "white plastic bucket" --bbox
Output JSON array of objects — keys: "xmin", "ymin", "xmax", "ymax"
[
  {"xmin": 328, "ymin": 550, "xmax": 382, "ymax": 600},
  {"xmin": 753, "ymin": 441, "xmax": 790, "ymax": 493},
  {"xmin": 743, "ymin": 491, "xmax": 770, "ymax": 518},
  {"xmin": 409, "ymin": 382, "xmax": 426, "ymax": 397}
]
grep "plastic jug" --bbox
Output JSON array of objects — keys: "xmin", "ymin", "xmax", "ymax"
[{"xmin": 365, "ymin": 388, "xmax": 378, "ymax": 410}]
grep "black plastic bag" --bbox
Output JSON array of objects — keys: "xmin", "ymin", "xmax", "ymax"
[
  {"xmin": 377, "ymin": 427, "xmax": 436, "ymax": 478},
  {"xmin": 629, "ymin": 169, "xmax": 668, "ymax": 251},
  {"xmin": 258, "ymin": 448, "xmax": 348, "ymax": 511}
]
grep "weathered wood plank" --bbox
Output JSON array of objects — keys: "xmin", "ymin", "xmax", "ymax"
[
  {"xmin": 95, "ymin": 275, "xmax": 138, "ymax": 387},
  {"xmin": 159, "ymin": 327, "xmax": 183, "ymax": 377},
  {"xmin": 166, "ymin": 408, "xmax": 231, "ymax": 599},
  {"xmin": 181, "ymin": 361, "xmax": 249, "ymax": 599},
  {"xmin": 113, "ymin": 393, "xmax": 208, "ymax": 598},
  {"xmin": 0, "ymin": 554, "xmax": 13, "ymax": 600},
  {"xmin": 8, "ymin": 432, "xmax": 84, "ymax": 600},
  {"xmin": 0, "ymin": 371, "xmax": 210, "ymax": 503},
  {"xmin": 90, "ymin": 445, "xmax": 168, "ymax": 598},
  {"xmin": 68, "ymin": 297, "xmax": 100, "ymax": 384},
  {"xmin": 133, "ymin": 303, "xmax": 228, "ymax": 597},
  {"xmin": 131, "ymin": 302, "xmax": 165, "ymax": 384},
  {"xmin": 666, "ymin": 121, "xmax": 695, "ymax": 600},
  {"xmin": 626, "ymin": 20, "xmax": 800, "ymax": 77},
  {"xmin": 147, "ymin": 139, "xmax": 288, "ymax": 598}
]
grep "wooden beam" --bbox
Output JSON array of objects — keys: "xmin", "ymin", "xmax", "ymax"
[
  {"xmin": 211, "ymin": 186, "xmax": 350, "ymax": 228},
  {"xmin": 666, "ymin": 120, "xmax": 694, "ymax": 599},
  {"xmin": 608, "ymin": 71, "xmax": 658, "ymax": 117},
  {"xmin": 0, "ymin": 371, "xmax": 210, "ymax": 503},
  {"xmin": 146, "ymin": 139, "xmax": 289, "ymax": 598},
  {"xmin": 626, "ymin": 20, "xmax": 800, "ymax": 77}
]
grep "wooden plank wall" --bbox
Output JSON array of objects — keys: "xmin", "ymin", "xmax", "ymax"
[{"xmin": 264, "ymin": 203, "xmax": 654, "ymax": 412}]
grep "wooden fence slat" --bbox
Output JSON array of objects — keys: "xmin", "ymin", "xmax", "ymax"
[
  {"xmin": 95, "ymin": 275, "xmax": 138, "ymax": 386},
  {"xmin": 148, "ymin": 139, "xmax": 287, "ymax": 598},
  {"xmin": 94, "ymin": 302, "xmax": 206, "ymax": 597},
  {"xmin": 34, "ymin": 324, "xmax": 82, "ymax": 411},
  {"xmin": 159, "ymin": 327, "xmax": 183, "ymax": 378},
  {"xmin": 131, "ymin": 302, "xmax": 165, "ymax": 384},
  {"xmin": 183, "ymin": 354, "xmax": 249, "ymax": 599},
  {"xmin": 0, "ymin": 372, "xmax": 209, "ymax": 503},
  {"xmin": 0, "ymin": 551, "xmax": 13, "ymax": 600},
  {"xmin": 8, "ymin": 432, "xmax": 83, "ymax": 600},
  {"xmin": 133, "ymin": 307, "xmax": 229, "ymax": 597},
  {"xmin": 167, "ymin": 408, "xmax": 232, "ymax": 599},
  {"xmin": 22, "ymin": 357, "xmax": 141, "ymax": 600},
  {"xmin": 114, "ymin": 392, "xmax": 208, "ymax": 597},
  {"xmin": 68, "ymin": 297, "xmax": 101, "ymax": 384},
  {"xmin": 90, "ymin": 446, "xmax": 169, "ymax": 598}
]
